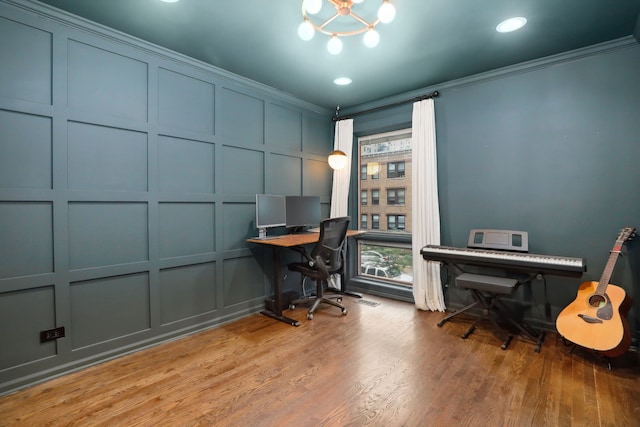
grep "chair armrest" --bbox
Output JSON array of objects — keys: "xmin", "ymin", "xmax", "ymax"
[
  {"xmin": 289, "ymin": 245, "xmax": 314, "ymax": 264},
  {"xmin": 313, "ymin": 255, "xmax": 330, "ymax": 279}
]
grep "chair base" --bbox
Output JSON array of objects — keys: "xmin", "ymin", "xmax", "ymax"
[{"xmin": 289, "ymin": 287, "xmax": 347, "ymax": 320}]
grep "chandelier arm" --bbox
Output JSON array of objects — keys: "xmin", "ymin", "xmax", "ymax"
[
  {"xmin": 316, "ymin": 13, "xmax": 341, "ymax": 32},
  {"xmin": 300, "ymin": 0, "xmax": 392, "ymax": 40},
  {"xmin": 349, "ymin": 11, "xmax": 380, "ymax": 28},
  {"xmin": 312, "ymin": 13, "xmax": 377, "ymax": 36}
]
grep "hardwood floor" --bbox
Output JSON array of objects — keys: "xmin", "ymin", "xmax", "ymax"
[{"xmin": 1, "ymin": 294, "xmax": 638, "ymax": 426}]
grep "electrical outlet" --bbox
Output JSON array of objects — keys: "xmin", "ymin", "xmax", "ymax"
[{"xmin": 40, "ymin": 327, "xmax": 65, "ymax": 343}]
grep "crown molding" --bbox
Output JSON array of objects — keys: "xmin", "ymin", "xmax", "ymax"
[{"xmin": 341, "ymin": 36, "xmax": 639, "ymax": 116}]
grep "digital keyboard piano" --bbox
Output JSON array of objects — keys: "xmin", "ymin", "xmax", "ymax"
[
  {"xmin": 420, "ymin": 229, "xmax": 586, "ymax": 278},
  {"xmin": 420, "ymin": 245, "xmax": 586, "ymax": 277}
]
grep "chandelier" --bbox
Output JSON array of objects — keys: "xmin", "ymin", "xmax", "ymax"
[{"xmin": 298, "ymin": 0, "xmax": 396, "ymax": 55}]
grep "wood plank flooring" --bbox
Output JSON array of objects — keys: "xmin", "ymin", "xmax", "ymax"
[{"xmin": 1, "ymin": 295, "xmax": 638, "ymax": 426}]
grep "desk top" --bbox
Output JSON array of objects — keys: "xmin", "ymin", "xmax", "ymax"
[{"xmin": 247, "ymin": 230, "xmax": 363, "ymax": 247}]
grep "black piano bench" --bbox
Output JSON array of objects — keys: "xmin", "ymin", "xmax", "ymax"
[{"xmin": 437, "ymin": 273, "xmax": 544, "ymax": 352}]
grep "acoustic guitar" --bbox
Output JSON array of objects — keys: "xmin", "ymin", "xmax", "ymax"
[{"xmin": 556, "ymin": 227, "xmax": 635, "ymax": 357}]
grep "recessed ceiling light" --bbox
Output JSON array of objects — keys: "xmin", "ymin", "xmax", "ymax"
[
  {"xmin": 496, "ymin": 17, "xmax": 527, "ymax": 33},
  {"xmin": 160, "ymin": 0, "xmax": 180, "ymax": 3},
  {"xmin": 334, "ymin": 77, "xmax": 352, "ymax": 86}
]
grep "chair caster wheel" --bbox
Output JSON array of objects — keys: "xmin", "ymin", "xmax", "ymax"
[
  {"xmin": 289, "ymin": 304, "xmax": 295, "ymax": 310},
  {"xmin": 307, "ymin": 313, "xmax": 313, "ymax": 320},
  {"xmin": 337, "ymin": 297, "xmax": 342, "ymax": 302},
  {"xmin": 341, "ymin": 308, "xmax": 347, "ymax": 315}
]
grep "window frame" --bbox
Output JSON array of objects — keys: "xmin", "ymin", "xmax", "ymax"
[
  {"xmin": 350, "ymin": 128, "xmax": 414, "ymax": 299},
  {"xmin": 387, "ymin": 188, "xmax": 405, "ymax": 205},
  {"xmin": 387, "ymin": 161, "xmax": 406, "ymax": 178},
  {"xmin": 371, "ymin": 189, "xmax": 380, "ymax": 205}
]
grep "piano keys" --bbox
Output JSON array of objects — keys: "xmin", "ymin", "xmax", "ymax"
[{"xmin": 420, "ymin": 244, "xmax": 586, "ymax": 278}]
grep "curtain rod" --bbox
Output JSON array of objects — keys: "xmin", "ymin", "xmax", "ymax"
[{"xmin": 332, "ymin": 90, "xmax": 439, "ymax": 121}]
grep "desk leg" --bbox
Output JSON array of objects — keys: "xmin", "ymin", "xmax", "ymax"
[{"xmin": 260, "ymin": 246, "xmax": 301, "ymax": 327}]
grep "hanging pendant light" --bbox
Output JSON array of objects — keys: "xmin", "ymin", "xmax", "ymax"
[{"xmin": 328, "ymin": 150, "xmax": 348, "ymax": 170}]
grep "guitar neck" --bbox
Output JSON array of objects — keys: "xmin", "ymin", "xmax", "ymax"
[
  {"xmin": 594, "ymin": 227, "xmax": 635, "ymax": 295},
  {"xmin": 595, "ymin": 250, "xmax": 622, "ymax": 295}
]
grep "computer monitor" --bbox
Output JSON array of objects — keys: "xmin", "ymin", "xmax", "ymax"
[
  {"xmin": 255, "ymin": 194, "xmax": 286, "ymax": 239},
  {"xmin": 285, "ymin": 196, "xmax": 321, "ymax": 231}
]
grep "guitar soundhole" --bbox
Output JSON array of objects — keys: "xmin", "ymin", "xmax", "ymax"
[{"xmin": 588, "ymin": 294, "xmax": 606, "ymax": 308}]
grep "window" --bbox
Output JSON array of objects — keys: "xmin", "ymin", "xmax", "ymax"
[
  {"xmin": 387, "ymin": 188, "xmax": 405, "ymax": 205},
  {"xmin": 372, "ymin": 214, "xmax": 380, "ymax": 229},
  {"xmin": 357, "ymin": 129, "xmax": 413, "ymax": 287},
  {"xmin": 388, "ymin": 215, "xmax": 396, "ymax": 230},
  {"xmin": 371, "ymin": 189, "xmax": 380, "ymax": 205},
  {"xmin": 387, "ymin": 214, "xmax": 406, "ymax": 230},
  {"xmin": 387, "ymin": 161, "xmax": 405, "ymax": 178}
]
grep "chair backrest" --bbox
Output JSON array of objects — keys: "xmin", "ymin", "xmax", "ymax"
[{"xmin": 310, "ymin": 216, "xmax": 350, "ymax": 274}]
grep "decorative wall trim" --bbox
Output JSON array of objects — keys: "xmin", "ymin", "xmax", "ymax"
[{"xmin": 4, "ymin": 0, "xmax": 331, "ymax": 116}]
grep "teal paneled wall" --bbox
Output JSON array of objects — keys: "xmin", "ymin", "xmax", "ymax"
[
  {"xmin": 70, "ymin": 273, "xmax": 151, "ymax": 349},
  {"xmin": 350, "ymin": 39, "xmax": 640, "ymax": 346},
  {"xmin": 0, "ymin": 202, "xmax": 54, "ymax": 278},
  {"xmin": 0, "ymin": 1, "xmax": 332, "ymax": 395},
  {"xmin": 0, "ymin": 286, "xmax": 56, "ymax": 369},
  {"xmin": 0, "ymin": 111, "xmax": 52, "ymax": 188},
  {"xmin": 68, "ymin": 40, "xmax": 149, "ymax": 121}
]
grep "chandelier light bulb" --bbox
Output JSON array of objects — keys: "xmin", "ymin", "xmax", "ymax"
[
  {"xmin": 363, "ymin": 28, "xmax": 380, "ymax": 48},
  {"xmin": 378, "ymin": 1, "xmax": 396, "ymax": 24},
  {"xmin": 298, "ymin": 20, "xmax": 315, "ymax": 40},
  {"xmin": 327, "ymin": 35, "xmax": 343, "ymax": 55},
  {"xmin": 302, "ymin": 0, "xmax": 322, "ymax": 15}
]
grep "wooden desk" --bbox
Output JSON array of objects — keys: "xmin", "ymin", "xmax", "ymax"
[{"xmin": 247, "ymin": 230, "xmax": 363, "ymax": 326}]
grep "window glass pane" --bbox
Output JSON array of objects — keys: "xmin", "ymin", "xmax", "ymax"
[
  {"xmin": 388, "ymin": 215, "xmax": 396, "ymax": 229},
  {"xmin": 361, "ymin": 190, "xmax": 367, "ymax": 205},
  {"xmin": 358, "ymin": 129, "xmax": 411, "ymax": 233},
  {"xmin": 358, "ymin": 242, "xmax": 413, "ymax": 286}
]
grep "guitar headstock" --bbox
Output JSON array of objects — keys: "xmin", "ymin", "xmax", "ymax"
[{"xmin": 617, "ymin": 227, "xmax": 636, "ymax": 244}]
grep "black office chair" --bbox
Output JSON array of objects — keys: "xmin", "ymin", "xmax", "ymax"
[{"xmin": 287, "ymin": 216, "xmax": 350, "ymax": 320}]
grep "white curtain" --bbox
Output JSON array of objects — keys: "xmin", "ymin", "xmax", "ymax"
[
  {"xmin": 330, "ymin": 118, "xmax": 353, "ymax": 218},
  {"xmin": 411, "ymin": 99, "xmax": 445, "ymax": 311},
  {"xmin": 329, "ymin": 118, "xmax": 353, "ymax": 289}
]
